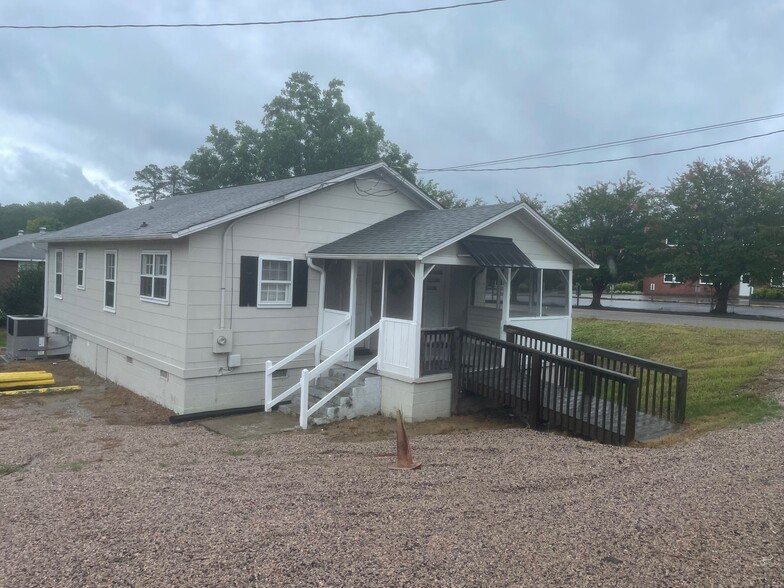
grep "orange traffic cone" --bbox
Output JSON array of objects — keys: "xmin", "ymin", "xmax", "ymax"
[{"xmin": 389, "ymin": 410, "xmax": 421, "ymax": 470}]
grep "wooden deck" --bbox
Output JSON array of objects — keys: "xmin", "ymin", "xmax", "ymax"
[{"xmin": 462, "ymin": 367, "xmax": 679, "ymax": 443}]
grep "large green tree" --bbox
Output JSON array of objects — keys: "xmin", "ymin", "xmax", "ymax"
[
  {"xmin": 551, "ymin": 173, "xmax": 658, "ymax": 307},
  {"xmin": 139, "ymin": 72, "xmax": 421, "ymax": 196},
  {"xmin": 660, "ymin": 157, "xmax": 784, "ymax": 314}
]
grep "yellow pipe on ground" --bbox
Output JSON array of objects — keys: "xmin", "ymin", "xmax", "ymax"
[
  {"xmin": 0, "ymin": 371, "xmax": 53, "ymax": 382},
  {"xmin": 0, "ymin": 378, "xmax": 56, "ymax": 390},
  {"xmin": 0, "ymin": 385, "xmax": 81, "ymax": 397}
]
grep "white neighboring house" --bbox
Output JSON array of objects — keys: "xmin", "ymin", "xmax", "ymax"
[{"xmin": 39, "ymin": 162, "xmax": 596, "ymax": 421}]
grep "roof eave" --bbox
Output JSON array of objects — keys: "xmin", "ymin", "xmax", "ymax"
[
  {"xmin": 307, "ymin": 252, "xmax": 421, "ymax": 261},
  {"xmin": 519, "ymin": 204, "xmax": 599, "ymax": 269},
  {"xmin": 36, "ymin": 233, "xmax": 176, "ymax": 244}
]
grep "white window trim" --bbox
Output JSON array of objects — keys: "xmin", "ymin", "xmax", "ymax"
[
  {"xmin": 257, "ymin": 255, "xmax": 294, "ymax": 308},
  {"xmin": 140, "ymin": 250, "xmax": 171, "ymax": 305},
  {"xmin": 104, "ymin": 250, "xmax": 117, "ymax": 313},
  {"xmin": 54, "ymin": 249, "xmax": 63, "ymax": 299},
  {"xmin": 76, "ymin": 250, "xmax": 86, "ymax": 290},
  {"xmin": 663, "ymin": 273, "xmax": 681, "ymax": 284}
]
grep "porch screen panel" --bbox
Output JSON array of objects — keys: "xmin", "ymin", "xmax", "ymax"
[
  {"xmin": 509, "ymin": 268, "xmax": 539, "ymax": 317},
  {"xmin": 324, "ymin": 260, "xmax": 350, "ymax": 311},
  {"xmin": 542, "ymin": 269, "xmax": 569, "ymax": 316},
  {"xmin": 384, "ymin": 261, "xmax": 414, "ymax": 320}
]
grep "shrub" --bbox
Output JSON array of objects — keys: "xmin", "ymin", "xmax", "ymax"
[
  {"xmin": 0, "ymin": 264, "xmax": 45, "ymax": 326},
  {"xmin": 751, "ymin": 287, "xmax": 784, "ymax": 300},
  {"xmin": 612, "ymin": 281, "xmax": 643, "ymax": 293}
]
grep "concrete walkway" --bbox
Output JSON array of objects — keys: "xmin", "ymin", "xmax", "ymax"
[{"xmin": 198, "ymin": 410, "xmax": 299, "ymax": 440}]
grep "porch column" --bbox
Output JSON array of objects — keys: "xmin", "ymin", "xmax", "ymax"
[
  {"xmin": 412, "ymin": 261, "xmax": 425, "ymax": 378},
  {"xmin": 567, "ymin": 270, "xmax": 573, "ymax": 318},
  {"xmin": 501, "ymin": 267, "xmax": 511, "ymax": 338},
  {"xmin": 348, "ymin": 260, "xmax": 357, "ymax": 362}
]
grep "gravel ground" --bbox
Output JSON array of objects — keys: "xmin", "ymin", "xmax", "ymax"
[{"xmin": 1, "ymin": 391, "xmax": 783, "ymax": 586}]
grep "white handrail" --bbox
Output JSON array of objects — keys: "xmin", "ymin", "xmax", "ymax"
[
  {"xmin": 264, "ymin": 315, "xmax": 350, "ymax": 411},
  {"xmin": 299, "ymin": 322, "xmax": 381, "ymax": 429}
]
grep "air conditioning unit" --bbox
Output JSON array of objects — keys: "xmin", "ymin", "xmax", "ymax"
[
  {"xmin": 5, "ymin": 315, "xmax": 71, "ymax": 361},
  {"xmin": 6, "ymin": 315, "xmax": 47, "ymax": 360}
]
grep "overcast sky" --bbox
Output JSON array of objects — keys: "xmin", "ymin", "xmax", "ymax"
[{"xmin": 1, "ymin": 0, "xmax": 783, "ymax": 208}]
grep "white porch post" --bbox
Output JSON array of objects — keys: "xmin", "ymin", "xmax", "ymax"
[
  {"xmin": 567, "ymin": 270, "xmax": 573, "ymax": 317},
  {"xmin": 500, "ymin": 267, "xmax": 511, "ymax": 339},
  {"xmin": 348, "ymin": 260, "xmax": 357, "ymax": 362},
  {"xmin": 412, "ymin": 261, "xmax": 425, "ymax": 378}
]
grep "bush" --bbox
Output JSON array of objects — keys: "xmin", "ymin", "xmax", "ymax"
[
  {"xmin": 612, "ymin": 281, "xmax": 643, "ymax": 293},
  {"xmin": 751, "ymin": 287, "xmax": 784, "ymax": 300},
  {"xmin": 0, "ymin": 264, "xmax": 45, "ymax": 326}
]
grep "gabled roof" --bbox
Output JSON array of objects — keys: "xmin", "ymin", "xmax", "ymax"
[
  {"xmin": 310, "ymin": 202, "xmax": 598, "ymax": 269},
  {"xmin": 310, "ymin": 203, "xmax": 520, "ymax": 257},
  {"xmin": 39, "ymin": 162, "xmax": 437, "ymax": 243},
  {"xmin": 0, "ymin": 232, "xmax": 46, "ymax": 261}
]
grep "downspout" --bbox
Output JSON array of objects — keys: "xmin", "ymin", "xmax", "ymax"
[
  {"xmin": 219, "ymin": 219, "xmax": 243, "ymax": 329},
  {"xmin": 307, "ymin": 257, "xmax": 326, "ymax": 364}
]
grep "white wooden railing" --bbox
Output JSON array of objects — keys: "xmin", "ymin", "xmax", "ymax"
[
  {"xmin": 264, "ymin": 315, "xmax": 351, "ymax": 411},
  {"xmin": 299, "ymin": 322, "xmax": 380, "ymax": 429}
]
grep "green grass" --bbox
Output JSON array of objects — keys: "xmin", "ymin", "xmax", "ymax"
[
  {"xmin": 66, "ymin": 460, "xmax": 88, "ymax": 472},
  {"xmin": 572, "ymin": 318, "xmax": 784, "ymax": 432},
  {"xmin": 0, "ymin": 328, "xmax": 6, "ymax": 348},
  {"xmin": 0, "ymin": 463, "xmax": 24, "ymax": 476}
]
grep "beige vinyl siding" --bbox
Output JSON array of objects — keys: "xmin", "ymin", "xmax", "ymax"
[
  {"xmin": 466, "ymin": 306, "xmax": 503, "ymax": 338},
  {"xmin": 47, "ymin": 240, "xmax": 189, "ymax": 366},
  {"xmin": 474, "ymin": 215, "xmax": 572, "ymax": 268},
  {"xmin": 183, "ymin": 179, "xmax": 427, "ymax": 373}
]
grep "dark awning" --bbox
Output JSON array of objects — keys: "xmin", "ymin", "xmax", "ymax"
[{"xmin": 459, "ymin": 235, "xmax": 535, "ymax": 268}]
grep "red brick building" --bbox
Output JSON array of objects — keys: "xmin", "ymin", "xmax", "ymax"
[{"xmin": 0, "ymin": 230, "xmax": 46, "ymax": 287}]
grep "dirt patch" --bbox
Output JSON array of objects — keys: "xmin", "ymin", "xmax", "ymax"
[
  {"xmin": 313, "ymin": 406, "xmax": 525, "ymax": 442},
  {"xmin": 0, "ymin": 358, "xmax": 173, "ymax": 425}
]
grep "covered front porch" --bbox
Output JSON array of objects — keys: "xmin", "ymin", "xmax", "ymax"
[{"xmin": 312, "ymin": 248, "xmax": 573, "ymax": 383}]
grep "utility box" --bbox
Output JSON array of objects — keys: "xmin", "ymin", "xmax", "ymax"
[
  {"xmin": 5, "ymin": 315, "xmax": 72, "ymax": 360},
  {"xmin": 6, "ymin": 315, "xmax": 47, "ymax": 360}
]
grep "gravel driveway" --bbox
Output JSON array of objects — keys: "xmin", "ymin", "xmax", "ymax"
[{"xmin": 1, "ymin": 388, "xmax": 782, "ymax": 586}]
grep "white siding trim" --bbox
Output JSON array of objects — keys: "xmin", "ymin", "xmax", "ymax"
[
  {"xmin": 76, "ymin": 250, "xmax": 86, "ymax": 290},
  {"xmin": 54, "ymin": 249, "xmax": 63, "ymax": 299},
  {"xmin": 104, "ymin": 250, "xmax": 117, "ymax": 313}
]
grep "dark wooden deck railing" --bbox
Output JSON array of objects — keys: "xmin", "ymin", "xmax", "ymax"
[
  {"xmin": 504, "ymin": 325, "xmax": 687, "ymax": 424},
  {"xmin": 422, "ymin": 327, "xmax": 640, "ymax": 444}
]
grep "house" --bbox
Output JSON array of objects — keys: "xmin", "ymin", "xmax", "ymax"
[
  {"xmin": 643, "ymin": 274, "xmax": 750, "ymax": 298},
  {"xmin": 0, "ymin": 229, "xmax": 46, "ymax": 288},
  {"xmin": 38, "ymin": 162, "xmax": 596, "ymax": 422}
]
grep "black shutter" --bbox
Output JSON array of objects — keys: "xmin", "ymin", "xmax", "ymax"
[
  {"xmin": 239, "ymin": 256, "xmax": 258, "ymax": 307},
  {"xmin": 292, "ymin": 259, "xmax": 309, "ymax": 307}
]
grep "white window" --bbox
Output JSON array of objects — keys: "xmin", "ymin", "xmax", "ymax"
[
  {"xmin": 663, "ymin": 273, "xmax": 680, "ymax": 284},
  {"xmin": 140, "ymin": 251, "xmax": 170, "ymax": 304},
  {"xmin": 258, "ymin": 257, "xmax": 293, "ymax": 307},
  {"xmin": 54, "ymin": 250, "xmax": 63, "ymax": 298},
  {"xmin": 76, "ymin": 250, "xmax": 86, "ymax": 290},
  {"xmin": 104, "ymin": 250, "xmax": 117, "ymax": 312}
]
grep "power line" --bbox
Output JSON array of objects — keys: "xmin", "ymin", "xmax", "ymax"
[
  {"xmin": 420, "ymin": 112, "xmax": 784, "ymax": 172},
  {"xmin": 0, "ymin": 0, "xmax": 506, "ymax": 30},
  {"xmin": 419, "ymin": 128, "xmax": 784, "ymax": 172}
]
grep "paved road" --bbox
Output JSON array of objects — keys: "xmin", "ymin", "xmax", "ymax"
[
  {"xmin": 574, "ymin": 307, "xmax": 784, "ymax": 331},
  {"xmin": 575, "ymin": 294, "xmax": 784, "ymax": 319}
]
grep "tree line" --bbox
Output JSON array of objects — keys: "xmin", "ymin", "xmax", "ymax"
[
  {"xmin": 550, "ymin": 158, "xmax": 784, "ymax": 314},
  {"xmin": 0, "ymin": 194, "xmax": 127, "ymax": 240}
]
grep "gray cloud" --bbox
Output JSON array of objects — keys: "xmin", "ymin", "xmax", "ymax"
[{"xmin": 0, "ymin": 0, "xmax": 783, "ymax": 207}]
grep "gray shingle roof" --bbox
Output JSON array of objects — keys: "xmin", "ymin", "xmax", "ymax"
[
  {"xmin": 39, "ymin": 164, "xmax": 376, "ymax": 242},
  {"xmin": 0, "ymin": 232, "xmax": 46, "ymax": 260},
  {"xmin": 310, "ymin": 203, "xmax": 521, "ymax": 256}
]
